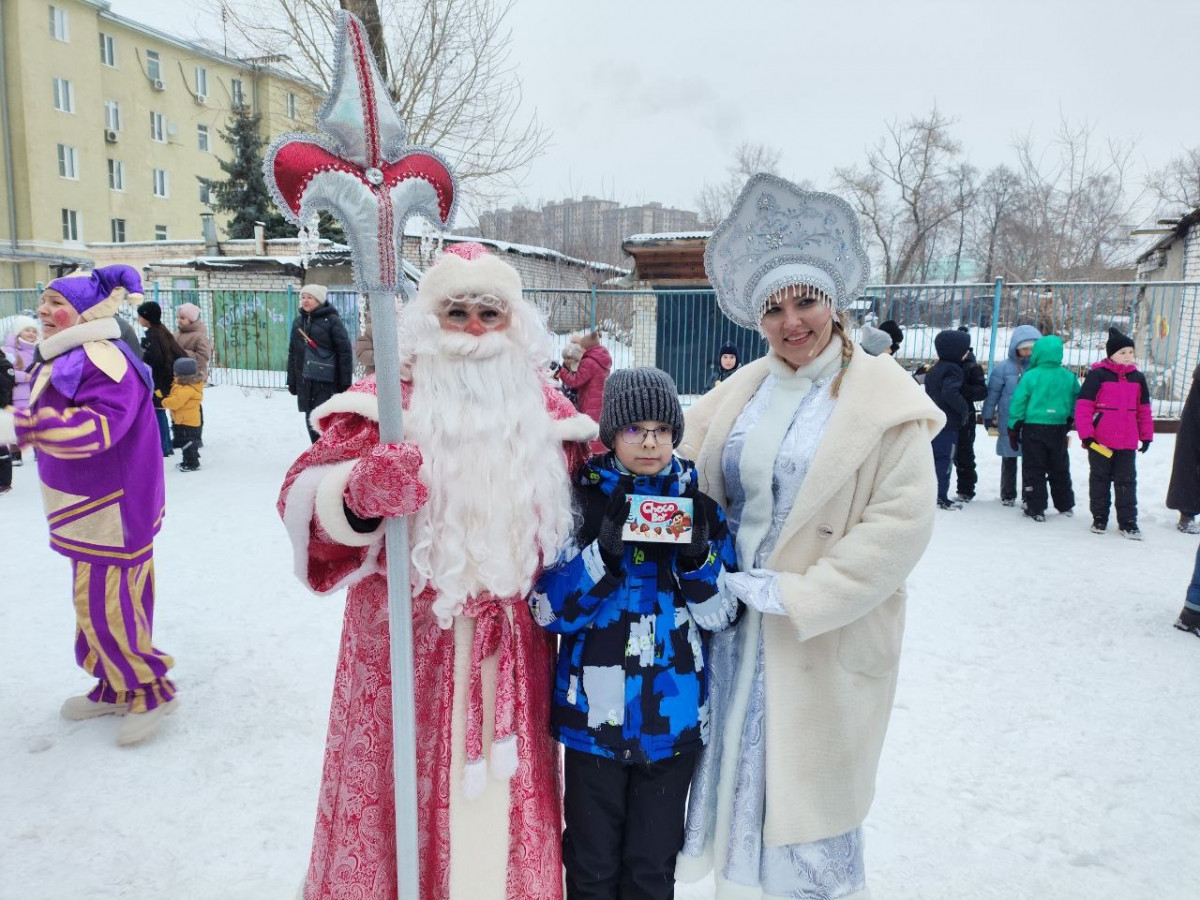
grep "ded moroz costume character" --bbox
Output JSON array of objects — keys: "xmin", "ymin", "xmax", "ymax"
[
  {"xmin": 0, "ymin": 265, "xmax": 176, "ymax": 745},
  {"xmin": 675, "ymin": 175, "xmax": 942, "ymax": 898}
]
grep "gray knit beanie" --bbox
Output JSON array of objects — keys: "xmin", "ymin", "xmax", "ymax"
[
  {"xmin": 859, "ymin": 324, "xmax": 891, "ymax": 356},
  {"xmin": 173, "ymin": 356, "xmax": 198, "ymax": 377},
  {"xmin": 598, "ymin": 367, "xmax": 684, "ymax": 449}
]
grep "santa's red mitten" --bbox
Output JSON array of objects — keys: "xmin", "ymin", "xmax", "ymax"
[{"xmin": 344, "ymin": 442, "xmax": 429, "ymax": 519}]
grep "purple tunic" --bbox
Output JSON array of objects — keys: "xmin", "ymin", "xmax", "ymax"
[{"xmin": 16, "ymin": 339, "xmax": 165, "ymax": 567}]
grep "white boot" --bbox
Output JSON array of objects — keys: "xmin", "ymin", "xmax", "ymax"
[
  {"xmin": 117, "ymin": 699, "xmax": 178, "ymax": 747},
  {"xmin": 61, "ymin": 694, "xmax": 128, "ymax": 720}
]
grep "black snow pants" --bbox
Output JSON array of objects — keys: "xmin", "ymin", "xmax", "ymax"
[
  {"xmin": 955, "ymin": 417, "xmax": 978, "ymax": 498},
  {"xmin": 1088, "ymin": 447, "xmax": 1138, "ymax": 528},
  {"xmin": 1021, "ymin": 424, "xmax": 1074, "ymax": 515},
  {"xmin": 562, "ymin": 747, "xmax": 696, "ymax": 900}
]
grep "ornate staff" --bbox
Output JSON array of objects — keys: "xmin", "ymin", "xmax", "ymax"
[{"xmin": 264, "ymin": 12, "xmax": 457, "ymax": 899}]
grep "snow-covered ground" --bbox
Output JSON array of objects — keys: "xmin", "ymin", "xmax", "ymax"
[{"xmin": 2, "ymin": 386, "xmax": 1198, "ymax": 900}]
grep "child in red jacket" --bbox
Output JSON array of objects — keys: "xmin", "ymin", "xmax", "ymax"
[{"xmin": 1075, "ymin": 328, "xmax": 1152, "ymax": 539}]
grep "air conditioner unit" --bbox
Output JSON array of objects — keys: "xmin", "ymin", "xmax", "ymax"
[
  {"xmin": 152, "ymin": 78, "xmax": 165, "ymax": 91},
  {"xmin": 104, "ymin": 128, "xmax": 119, "ymax": 143}
]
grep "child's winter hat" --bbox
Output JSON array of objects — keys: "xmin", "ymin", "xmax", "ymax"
[
  {"xmin": 7, "ymin": 315, "xmax": 37, "ymax": 337},
  {"xmin": 859, "ymin": 325, "xmax": 892, "ymax": 357},
  {"xmin": 599, "ymin": 367, "xmax": 684, "ymax": 449},
  {"xmin": 934, "ymin": 328, "xmax": 971, "ymax": 362},
  {"xmin": 45, "ymin": 265, "xmax": 144, "ymax": 322},
  {"xmin": 176, "ymin": 302, "xmax": 201, "ymax": 323},
  {"xmin": 1106, "ymin": 327, "xmax": 1135, "ymax": 358},
  {"xmin": 879, "ymin": 319, "xmax": 904, "ymax": 353},
  {"xmin": 173, "ymin": 357, "xmax": 198, "ymax": 377},
  {"xmin": 136, "ymin": 300, "xmax": 163, "ymax": 326},
  {"xmin": 718, "ymin": 342, "xmax": 739, "ymax": 362}
]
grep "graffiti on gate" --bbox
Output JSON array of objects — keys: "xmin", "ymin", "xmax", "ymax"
[{"xmin": 212, "ymin": 292, "xmax": 294, "ymax": 373}]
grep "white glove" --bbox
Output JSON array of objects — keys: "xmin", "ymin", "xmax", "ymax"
[
  {"xmin": 724, "ymin": 569, "xmax": 784, "ymax": 615},
  {"xmin": 0, "ymin": 408, "xmax": 17, "ymax": 446}
]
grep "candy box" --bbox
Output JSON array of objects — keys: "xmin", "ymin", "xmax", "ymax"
[{"xmin": 626, "ymin": 495, "xmax": 693, "ymax": 543}]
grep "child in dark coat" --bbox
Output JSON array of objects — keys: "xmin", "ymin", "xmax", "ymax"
[
  {"xmin": 924, "ymin": 329, "xmax": 972, "ymax": 509},
  {"xmin": 1167, "ymin": 364, "xmax": 1200, "ymax": 533},
  {"xmin": 953, "ymin": 326, "xmax": 988, "ymax": 502},
  {"xmin": 1075, "ymin": 328, "xmax": 1152, "ymax": 539},
  {"xmin": 531, "ymin": 367, "xmax": 738, "ymax": 900}
]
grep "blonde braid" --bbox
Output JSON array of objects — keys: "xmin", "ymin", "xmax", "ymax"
[{"xmin": 829, "ymin": 311, "xmax": 854, "ymax": 398}]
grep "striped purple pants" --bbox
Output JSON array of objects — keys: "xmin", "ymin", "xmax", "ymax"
[{"xmin": 72, "ymin": 557, "xmax": 176, "ymax": 714}]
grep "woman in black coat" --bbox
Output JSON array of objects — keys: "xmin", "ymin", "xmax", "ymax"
[
  {"xmin": 1168, "ymin": 364, "xmax": 1200, "ymax": 533},
  {"xmin": 137, "ymin": 301, "xmax": 186, "ymax": 457},
  {"xmin": 285, "ymin": 284, "xmax": 354, "ymax": 442}
]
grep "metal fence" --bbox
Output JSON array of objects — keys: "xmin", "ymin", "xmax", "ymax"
[{"xmin": 3, "ymin": 279, "xmax": 1198, "ymax": 414}]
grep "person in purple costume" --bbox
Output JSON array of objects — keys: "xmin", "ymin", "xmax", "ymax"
[{"xmin": 0, "ymin": 265, "xmax": 177, "ymax": 746}]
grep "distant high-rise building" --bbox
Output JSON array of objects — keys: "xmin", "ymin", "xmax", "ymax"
[{"xmin": 478, "ymin": 196, "xmax": 701, "ymax": 266}]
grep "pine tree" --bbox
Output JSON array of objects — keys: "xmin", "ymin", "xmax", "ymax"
[{"xmin": 201, "ymin": 106, "xmax": 291, "ymax": 240}]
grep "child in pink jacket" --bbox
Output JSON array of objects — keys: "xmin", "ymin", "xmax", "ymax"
[{"xmin": 1075, "ymin": 328, "xmax": 1153, "ymax": 539}]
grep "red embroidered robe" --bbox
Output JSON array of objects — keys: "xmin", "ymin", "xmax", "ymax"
[{"xmin": 278, "ymin": 376, "xmax": 595, "ymax": 900}]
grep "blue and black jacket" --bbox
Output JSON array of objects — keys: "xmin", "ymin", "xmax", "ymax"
[{"xmin": 530, "ymin": 454, "xmax": 738, "ymax": 763}]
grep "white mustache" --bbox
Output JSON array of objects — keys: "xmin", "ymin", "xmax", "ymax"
[{"xmin": 436, "ymin": 331, "xmax": 508, "ymax": 359}]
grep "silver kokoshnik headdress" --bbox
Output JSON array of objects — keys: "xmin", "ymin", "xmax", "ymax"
[{"xmin": 704, "ymin": 173, "xmax": 870, "ymax": 329}]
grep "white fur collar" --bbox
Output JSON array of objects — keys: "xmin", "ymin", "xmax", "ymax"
[{"xmin": 38, "ymin": 318, "xmax": 121, "ymax": 361}]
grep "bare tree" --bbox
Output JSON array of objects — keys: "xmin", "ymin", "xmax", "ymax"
[
  {"xmin": 834, "ymin": 108, "xmax": 975, "ymax": 283},
  {"xmin": 968, "ymin": 165, "xmax": 1022, "ymax": 281},
  {"xmin": 696, "ymin": 142, "xmax": 786, "ymax": 226},
  {"xmin": 1011, "ymin": 117, "xmax": 1136, "ymax": 280},
  {"xmin": 209, "ymin": 0, "xmax": 549, "ymax": 201},
  {"xmin": 1147, "ymin": 146, "xmax": 1200, "ymax": 216}
]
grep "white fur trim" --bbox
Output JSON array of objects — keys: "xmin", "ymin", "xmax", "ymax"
[
  {"xmin": 417, "ymin": 253, "xmax": 523, "ymax": 310},
  {"xmin": 489, "ymin": 734, "xmax": 519, "ymax": 780},
  {"xmin": 462, "ymin": 757, "xmax": 488, "ymax": 800},
  {"xmin": 314, "ymin": 459, "xmax": 384, "ymax": 547},
  {"xmin": 281, "ymin": 463, "xmax": 382, "ymax": 595},
  {"xmin": 38, "ymin": 318, "xmax": 120, "ymax": 361},
  {"xmin": 553, "ymin": 413, "xmax": 599, "ymax": 443},
  {"xmin": 309, "ymin": 390, "xmax": 379, "ymax": 433},
  {"xmin": 0, "ymin": 409, "xmax": 16, "ymax": 445}
]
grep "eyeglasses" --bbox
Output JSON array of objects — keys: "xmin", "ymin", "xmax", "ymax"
[{"xmin": 618, "ymin": 425, "xmax": 673, "ymax": 445}]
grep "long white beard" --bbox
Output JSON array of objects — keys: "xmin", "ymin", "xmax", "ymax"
[{"xmin": 405, "ymin": 330, "xmax": 575, "ymax": 627}]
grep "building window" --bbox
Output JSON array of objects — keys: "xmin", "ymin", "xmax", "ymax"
[
  {"xmin": 57, "ymin": 144, "xmax": 78, "ymax": 179},
  {"xmin": 155, "ymin": 225, "xmax": 168, "ymax": 241},
  {"xmin": 152, "ymin": 168, "xmax": 169, "ymax": 198},
  {"xmin": 145, "ymin": 49, "xmax": 161, "ymax": 82},
  {"xmin": 108, "ymin": 159, "xmax": 124, "ymax": 191},
  {"xmin": 150, "ymin": 111, "xmax": 165, "ymax": 142},
  {"xmin": 49, "ymin": 5, "xmax": 69, "ymax": 42},
  {"xmin": 52, "ymin": 78, "xmax": 74, "ymax": 113},
  {"xmin": 61, "ymin": 209, "xmax": 80, "ymax": 242},
  {"xmin": 99, "ymin": 32, "xmax": 115, "ymax": 66},
  {"xmin": 199, "ymin": 182, "xmax": 211, "ymax": 204},
  {"xmin": 286, "ymin": 92, "xmax": 297, "ymax": 119},
  {"xmin": 104, "ymin": 99, "xmax": 122, "ymax": 131},
  {"xmin": 230, "ymin": 78, "xmax": 244, "ymax": 108},
  {"xmin": 111, "ymin": 218, "xmax": 126, "ymax": 243},
  {"xmin": 195, "ymin": 66, "xmax": 208, "ymax": 100},
  {"xmin": 197, "ymin": 123, "xmax": 210, "ymax": 152}
]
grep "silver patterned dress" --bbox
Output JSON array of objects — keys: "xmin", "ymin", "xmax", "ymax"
[{"xmin": 679, "ymin": 371, "xmax": 868, "ymax": 900}]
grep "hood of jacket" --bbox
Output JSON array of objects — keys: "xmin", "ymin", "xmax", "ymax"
[
  {"xmin": 581, "ymin": 452, "xmax": 695, "ymax": 499},
  {"xmin": 1008, "ymin": 324, "xmax": 1042, "ymax": 364},
  {"xmin": 1030, "ymin": 334, "xmax": 1064, "ymax": 368},
  {"xmin": 934, "ymin": 329, "xmax": 971, "ymax": 362},
  {"xmin": 583, "ymin": 344, "xmax": 612, "ymax": 368}
]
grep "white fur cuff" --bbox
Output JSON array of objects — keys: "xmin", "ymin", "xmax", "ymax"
[
  {"xmin": 314, "ymin": 459, "xmax": 385, "ymax": 547},
  {"xmin": 0, "ymin": 409, "xmax": 16, "ymax": 445},
  {"xmin": 553, "ymin": 413, "xmax": 599, "ymax": 443}
]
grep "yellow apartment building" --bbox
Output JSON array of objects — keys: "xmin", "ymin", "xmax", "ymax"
[{"xmin": 0, "ymin": 0, "xmax": 321, "ymax": 288}]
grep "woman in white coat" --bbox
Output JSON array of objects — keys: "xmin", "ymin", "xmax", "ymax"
[{"xmin": 676, "ymin": 174, "xmax": 944, "ymax": 899}]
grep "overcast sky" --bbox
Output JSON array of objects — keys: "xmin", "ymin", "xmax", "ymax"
[{"xmin": 109, "ymin": 0, "xmax": 1200, "ymax": 221}]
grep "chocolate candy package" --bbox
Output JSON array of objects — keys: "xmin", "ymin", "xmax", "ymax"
[{"xmin": 625, "ymin": 495, "xmax": 693, "ymax": 543}]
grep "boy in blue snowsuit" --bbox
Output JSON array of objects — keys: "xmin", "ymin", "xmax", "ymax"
[{"xmin": 531, "ymin": 367, "xmax": 738, "ymax": 900}]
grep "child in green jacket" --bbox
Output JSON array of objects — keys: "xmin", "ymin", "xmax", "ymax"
[{"xmin": 1007, "ymin": 334, "xmax": 1080, "ymax": 521}]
